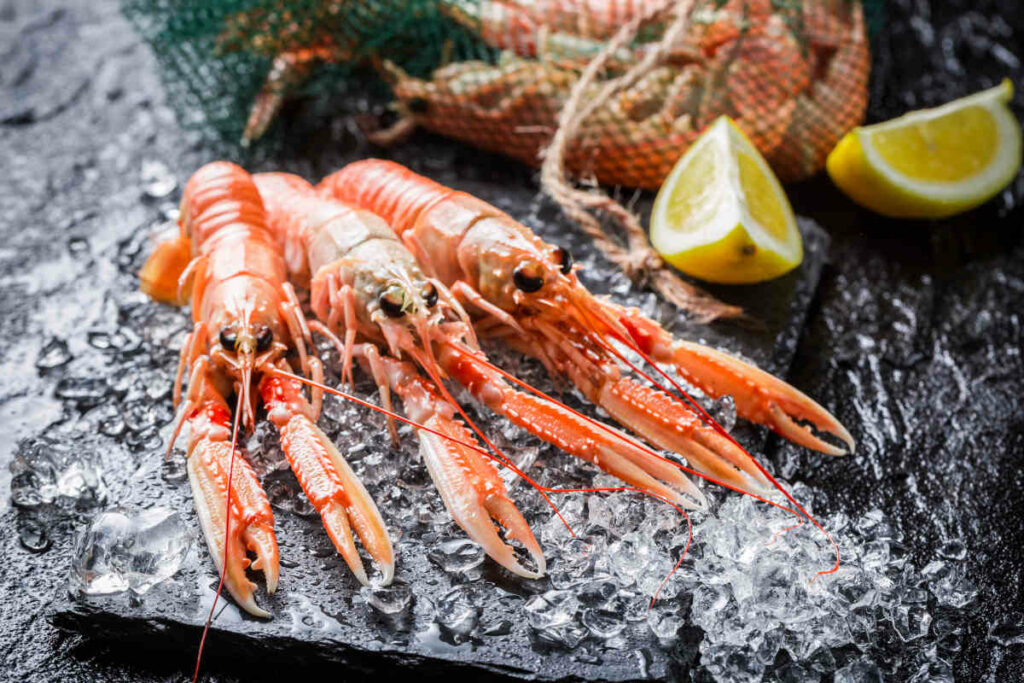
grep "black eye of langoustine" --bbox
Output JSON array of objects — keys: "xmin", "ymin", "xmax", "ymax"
[
  {"xmin": 555, "ymin": 246, "xmax": 573, "ymax": 275},
  {"xmin": 255, "ymin": 326, "xmax": 273, "ymax": 352},
  {"xmin": 379, "ymin": 287, "xmax": 406, "ymax": 318},
  {"xmin": 219, "ymin": 328, "xmax": 237, "ymax": 349},
  {"xmin": 422, "ymin": 283, "xmax": 438, "ymax": 308},
  {"xmin": 513, "ymin": 262, "xmax": 544, "ymax": 293}
]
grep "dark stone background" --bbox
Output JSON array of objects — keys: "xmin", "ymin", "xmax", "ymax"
[{"xmin": 1, "ymin": 0, "xmax": 1022, "ymax": 681}]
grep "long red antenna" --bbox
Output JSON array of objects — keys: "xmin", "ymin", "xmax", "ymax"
[{"xmin": 193, "ymin": 389, "xmax": 244, "ymax": 682}]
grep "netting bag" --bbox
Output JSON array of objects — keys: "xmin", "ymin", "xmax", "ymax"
[{"xmin": 124, "ymin": 0, "xmax": 872, "ymax": 314}]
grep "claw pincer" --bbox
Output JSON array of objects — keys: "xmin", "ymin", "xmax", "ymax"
[
  {"xmin": 261, "ymin": 373, "xmax": 393, "ymax": 585},
  {"xmin": 185, "ymin": 378, "xmax": 278, "ymax": 617}
]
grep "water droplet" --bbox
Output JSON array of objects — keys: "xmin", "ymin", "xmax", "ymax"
[
  {"xmin": 18, "ymin": 517, "xmax": 51, "ymax": 553},
  {"xmin": 54, "ymin": 377, "xmax": 108, "ymax": 407},
  {"xmin": 161, "ymin": 457, "xmax": 187, "ymax": 483},
  {"xmin": 141, "ymin": 160, "xmax": 177, "ymax": 199},
  {"xmin": 36, "ymin": 337, "xmax": 72, "ymax": 370}
]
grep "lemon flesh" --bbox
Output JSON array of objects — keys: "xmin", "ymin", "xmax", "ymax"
[
  {"xmin": 651, "ymin": 116, "xmax": 802, "ymax": 285},
  {"xmin": 827, "ymin": 80, "xmax": 1022, "ymax": 218}
]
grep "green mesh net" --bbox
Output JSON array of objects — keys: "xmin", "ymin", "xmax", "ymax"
[{"xmin": 124, "ymin": 0, "xmax": 876, "ymax": 188}]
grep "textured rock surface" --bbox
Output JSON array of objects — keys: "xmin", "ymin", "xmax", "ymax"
[{"xmin": 1, "ymin": 0, "xmax": 1022, "ymax": 681}]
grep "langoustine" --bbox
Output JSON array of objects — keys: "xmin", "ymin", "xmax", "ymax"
[
  {"xmin": 252, "ymin": 171, "xmax": 547, "ymax": 576},
  {"xmin": 319, "ymin": 160, "xmax": 855, "ymax": 502},
  {"xmin": 138, "ymin": 161, "xmax": 393, "ymax": 616},
  {"xmin": 384, "ymin": 0, "xmax": 869, "ymax": 187}
]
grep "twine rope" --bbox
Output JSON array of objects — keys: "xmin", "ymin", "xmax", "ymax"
[{"xmin": 539, "ymin": 0, "xmax": 742, "ymax": 321}]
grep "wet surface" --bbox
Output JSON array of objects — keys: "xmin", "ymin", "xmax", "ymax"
[{"xmin": 1, "ymin": 0, "xmax": 1023, "ymax": 681}]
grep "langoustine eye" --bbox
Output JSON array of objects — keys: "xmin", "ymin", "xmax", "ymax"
[
  {"xmin": 255, "ymin": 325, "xmax": 273, "ymax": 352},
  {"xmin": 219, "ymin": 327, "xmax": 238, "ymax": 349},
  {"xmin": 513, "ymin": 262, "xmax": 544, "ymax": 293},
  {"xmin": 421, "ymin": 283, "xmax": 438, "ymax": 308},
  {"xmin": 555, "ymin": 246, "xmax": 573, "ymax": 275},
  {"xmin": 379, "ymin": 285, "xmax": 406, "ymax": 318}
]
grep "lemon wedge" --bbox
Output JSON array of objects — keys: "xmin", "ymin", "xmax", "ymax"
[
  {"xmin": 827, "ymin": 80, "xmax": 1022, "ymax": 218},
  {"xmin": 650, "ymin": 116, "xmax": 802, "ymax": 284}
]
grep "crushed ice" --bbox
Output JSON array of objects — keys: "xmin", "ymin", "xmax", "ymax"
[{"xmin": 515, "ymin": 477, "xmax": 978, "ymax": 681}]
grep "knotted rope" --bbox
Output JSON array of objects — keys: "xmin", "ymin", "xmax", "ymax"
[{"xmin": 539, "ymin": 0, "xmax": 742, "ymax": 322}]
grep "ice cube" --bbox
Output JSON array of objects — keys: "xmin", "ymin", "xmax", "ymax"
[
  {"xmin": 580, "ymin": 607, "xmax": 626, "ymax": 639},
  {"xmin": 908, "ymin": 659, "xmax": 953, "ymax": 683},
  {"xmin": 71, "ymin": 507, "xmax": 192, "ymax": 595},
  {"xmin": 937, "ymin": 539, "xmax": 967, "ymax": 560},
  {"xmin": 889, "ymin": 603, "xmax": 932, "ymax": 642},
  {"xmin": 700, "ymin": 643, "xmax": 765, "ymax": 683},
  {"xmin": 550, "ymin": 537, "xmax": 598, "ymax": 589},
  {"xmin": 533, "ymin": 620, "xmax": 587, "ymax": 649},
  {"xmin": 36, "ymin": 337, "xmax": 72, "ymax": 370},
  {"xmin": 524, "ymin": 590, "xmax": 580, "ymax": 630},
  {"xmin": 434, "ymin": 585, "xmax": 481, "ymax": 637},
  {"xmin": 647, "ymin": 601, "xmax": 683, "ymax": 640},
  {"xmin": 608, "ymin": 532, "xmax": 652, "ymax": 586},
  {"xmin": 922, "ymin": 560, "xmax": 977, "ymax": 608},
  {"xmin": 428, "ymin": 538, "xmax": 485, "ymax": 574},
  {"xmin": 834, "ymin": 657, "xmax": 884, "ymax": 683},
  {"xmin": 773, "ymin": 662, "xmax": 821, "ymax": 683},
  {"xmin": 362, "ymin": 584, "xmax": 413, "ymax": 615}
]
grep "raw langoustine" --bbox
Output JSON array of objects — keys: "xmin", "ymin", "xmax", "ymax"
[
  {"xmin": 319, "ymin": 159, "xmax": 855, "ymax": 502},
  {"xmin": 139, "ymin": 161, "xmax": 393, "ymax": 616},
  {"xmin": 252, "ymin": 171, "xmax": 547, "ymax": 576}
]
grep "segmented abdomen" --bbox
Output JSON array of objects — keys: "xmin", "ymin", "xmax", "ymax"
[
  {"xmin": 179, "ymin": 162, "xmax": 287, "ymax": 316},
  {"xmin": 255, "ymin": 172, "xmax": 403, "ymax": 277},
  {"xmin": 319, "ymin": 159, "xmax": 453, "ymax": 237}
]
